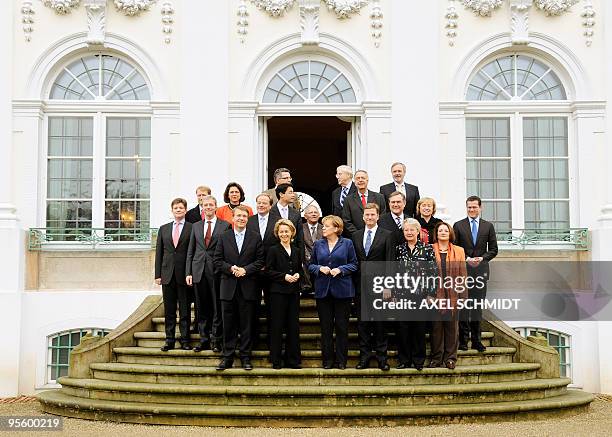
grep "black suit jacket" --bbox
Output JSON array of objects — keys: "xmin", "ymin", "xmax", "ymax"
[
  {"xmin": 213, "ymin": 229, "xmax": 265, "ymax": 301},
  {"xmin": 186, "ymin": 218, "xmax": 231, "ymax": 283},
  {"xmin": 378, "ymin": 212, "xmax": 404, "ymax": 248},
  {"xmin": 155, "ymin": 221, "xmax": 193, "ymax": 285},
  {"xmin": 341, "ymin": 190, "xmax": 387, "ymax": 236},
  {"xmin": 351, "ymin": 227, "xmax": 394, "ymax": 296},
  {"xmin": 331, "ymin": 182, "xmax": 357, "ymax": 217},
  {"xmin": 453, "ymin": 217, "xmax": 498, "ymax": 279},
  {"xmin": 265, "ymin": 243, "xmax": 304, "ymax": 294},
  {"xmin": 379, "ymin": 182, "xmax": 420, "ymax": 218},
  {"xmin": 269, "ymin": 203, "xmax": 304, "ymax": 253},
  {"xmin": 185, "ymin": 205, "xmax": 202, "ymax": 224},
  {"xmin": 247, "ymin": 213, "xmax": 277, "ymax": 254}
]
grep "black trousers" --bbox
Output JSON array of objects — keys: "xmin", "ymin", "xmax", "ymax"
[
  {"xmin": 194, "ymin": 275, "xmax": 215, "ymax": 345},
  {"xmin": 162, "ymin": 277, "xmax": 190, "ymax": 344},
  {"xmin": 459, "ymin": 280, "xmax": 487, "ymax": 345},
  {"xmin": 316, "ymin": 295, "xmax": 351, "ymax": 366},
  {"xmin": 269, "ymin": 292, "xmax": 301, "ymax": 367},
  {"xmin": 211, "ymin": 272, "xmax": 223, "ymax": 343},
  {"xmin": 397, "ymin": 320, "xmax": 426, "ymax": 367},
  {"xmin": 355, "ymin": 293, "xmax": 387, "ymax": 360},
  {"xmin": 221, "ymin": 284, "xmax": 256, "ymax": 360}
]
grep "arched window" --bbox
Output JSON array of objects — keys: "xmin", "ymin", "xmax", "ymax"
[
  {"xmin": 45, "ymin": 53, "xmax": 151, "ymax": 244},
  {"xmin": 465, "ymin": 54, "xmax": 570, "ymax": 236},
  {"xmin": 467, "ymin": 54, "xmax": 566, "ymax": 101},
  {"xmin": 50, "ymin": 54, "xmax": 150, "ymax": 100},
  {"xmin": 47, "ymin": 328, "xmax": 110, "ymax": 382},
  {"xmin": 263, "ymin": 60, "xmax": 356, "ymax": 103}
]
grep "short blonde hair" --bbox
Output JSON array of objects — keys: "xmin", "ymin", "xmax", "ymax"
[
  {"xmin": 417, "ymin": 197, "xmax": 437, "ymax": 216},
  {"xmin": 322, "ymin": 215, "xmax": 344, "ymax": 236},
  {"xmin": 402, "ymin": 217, "xmax": 421, "ymax": 233},
  {"xmin": 196, "ymin": 185, "xmax": 211, "ymax": 195},
  {"xmin": 274, "ymin": 218, "xmax": 296, "ymax": 239}
]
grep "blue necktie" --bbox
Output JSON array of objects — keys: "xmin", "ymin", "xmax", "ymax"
[
  {"xmin": 340, "ymin": 186, "xmax": 348, "ymax": 207},
  {"xmin": 364, "ymin": 229, "xmax": 372, "ymax": 256},
  {"xmin": 236, "ymin": 232, "xmax": 244, "ymax": 253},
  {"xmin": 471, "ymin": 219, "xmax": 478, "ymax": 246}
]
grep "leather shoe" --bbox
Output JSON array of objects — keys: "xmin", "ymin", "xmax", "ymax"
[
  {"xmin": 216, "ymin": 359, "xmax": 233, "ymax": 371},
  {"xmin": 160, "ymin": 343, "xmax": 175, "ymax": 352},
  {"xmin": 428, "ymin": 361, "xmax": 442, "ymax": 368},
  {"xmin": 473, "ymin": 341, "xmax": 487, "ymax": 352},
  {"xmin": 180, "ymin": 343, "xmax": 191, "ymax": 351},
  {"xmin": 211, "ymin": 342, "xmax": 221, "ymax": 353},
  {"xmin": 288, "ymin": 364, "xmax": 302, "ymax": 369},
  {"xmin": 335, "ymin": 363, "xmax": 346, "ymax": 370},
  {"xmin": 378, "ymin": 360, "xmax": 390, "ymax": 371},
  {"xmin": 355, "ymin": 358, "xmax": 370, "ymax": 369},
  {"xmin": 458, "ymin": 343, "xmax": 468, "ymax": 351},
  {"xmin": 241, "ymin": 359, "xmax": 253, "ymax": 370},
  {"xmin": 323, "ymin": 363, "xmax": 333, "ymax": 369},
  {"xmin": 446, "ymin": 360, "xmax": 456, "ymax": 370},
  {"xmin": 193, "ymin": 342, "xmax": 209, "ymax": 353},
  {"xmin": 396, "ymin": 362, "xmax": 410, "ymax": 369},
  {"xmin": 415, "ymin": 364, "xmax": 424, "ymax": 371},
  {"xmin": 272, "ymin": 363, "xmax": 282, "ymax": 370}
]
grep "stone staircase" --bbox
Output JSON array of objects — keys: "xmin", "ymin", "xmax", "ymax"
[{"xmin": 38, "ymin": 295, "xmax": 594, "ymax": 426}]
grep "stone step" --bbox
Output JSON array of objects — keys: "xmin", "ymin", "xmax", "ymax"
[
  {"xmin": 37, "ymin": 389, "xmax": 594, "ymax": 426},
  {"xmin": 112, "ymin": 346, "xmax": 516, "ymax": 368},
  {"xmin": 90, "ymin": 362, "xmax": 539, "ymax": 386},
  {"xmin": 57, "ymin": 377, "xmax": 570, "ymax": 407},
  {"xmin": 186, "ymin": 299, "xmax": 320, "ymax": 318},
  {"xmin": 133, "ymin": 331, "xmax": 494, "ymax": 350}
]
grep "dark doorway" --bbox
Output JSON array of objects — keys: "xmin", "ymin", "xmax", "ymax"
[{"xmin": 267, "ymin": 116, "xmax": 351, "ymax": 216}]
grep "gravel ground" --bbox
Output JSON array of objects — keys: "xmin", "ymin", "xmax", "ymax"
[{"xmin": 0, "ymin": 398, "xmax": 611, "ymax": 437}]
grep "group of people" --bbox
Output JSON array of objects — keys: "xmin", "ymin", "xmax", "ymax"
[{"xmin": 154, "ymin": 163, "xmax": 498, "ymax": 371}]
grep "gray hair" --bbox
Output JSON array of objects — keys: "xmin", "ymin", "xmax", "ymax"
[
  {"xmin": 336, "ymin": 165, "xmax": 353, "ymax": 177},
  {"xmin": 273, "ymin": 167, "xmax": 290, "ymax": 184},
  {"xmin": 304, "ymin": 204, "xmax": 319, "ymax": 214},
  {"xmin": 402, "ymin": 217, "xmax": 421, "ymax": 233},
  {"xmin": 391, "ymin": 162, "xmax": 406, "ymax": 172}
]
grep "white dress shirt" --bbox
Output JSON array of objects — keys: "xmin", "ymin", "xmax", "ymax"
[{"xmin": 363, "ymin": 224, "xmax": 378, "ymax": 248}]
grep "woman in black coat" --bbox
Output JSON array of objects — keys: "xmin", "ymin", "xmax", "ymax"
[{"xmin": 265, "ymin": 218, "xmax": 303, "ymax": 369}]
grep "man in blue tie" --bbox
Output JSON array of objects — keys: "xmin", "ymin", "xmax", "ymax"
[
  {"xmin": 214, "ymin": 205, "xmax": 265, "ymax": 370},
  {"xmin": 453, "ymin": 196, "xmax": 498, "ymax": 352},
  {"xmin": 331, "ymin": 165, "xmax": 356, "ymax": 216},
  {"xmin": 351, "ymin": 203, "xmax": 394, "ymax": 370}
]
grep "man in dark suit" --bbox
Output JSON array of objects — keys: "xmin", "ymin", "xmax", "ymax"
[
  {"xmin": 214, "ymin": 205, "xmax": 265, "ymax": 370},
  {"xmin": 378, "ymin": 191, "xmax": 408, "ymax": 247},
  {"xmin": 155, "ymin": 198, "xmax": 193, "ymax": 351},
  {"xmin": 186, "ymin": 195, "xmax": 231, "ymax": 353},
  {"xmin": 185, "ymin": 185, "xmax": 211, "ymax": 223},
  {"xmin": 351, "ymin": 203, "xmax": 394, "ymax": 371},
  {"xmin": 270, "ymin": 183, "xmax": 303, "ymax": 252},
  {"xmin": 302, "ymin": 204, "xmax": 323, "ymax": 293},
  {"xmin": 262, "ymin": 167, "xmax": 299, "ymax": 209},
  {"xmin": 453, "ymin": 195, "xmax": 498, "ymax": 352},
  {"xmin": 331, "ymin": 165, "xmax": 357, "ymax": 216},
  {"xmin": 379, "ymin": 162, "xmax": 420, "ymax": 218},
  {"xmin": 342, "ymin": 170, "xmax": 387, "ymax": 236}
]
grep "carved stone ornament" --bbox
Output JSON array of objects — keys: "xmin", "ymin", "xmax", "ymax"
[
  {"xmin": 161, "ymin": 1, "xmax": 174, "ymax": 44},
  {"xmin": 299, "ymin": 0, "xmax": 320, "ymax": 45},
  {"xmin": 22, "ymin": 1, "xmax": 35, "ymax": 42},
  {"xmin": 237, "ymin": 0, "xmax": 249, "ymax": 42},
  {"xmin": 533, "ymin": 0, "xmax": 579, "ymax": 16},
  {"xmin": 510, "ymin": 0, "xmax": 531, "ymax": 44},
  {"xmin": 324, "ymin": 0, "xmax": 368, "ymax": 18},
  {"xmin": 445, "ymin": 0, "xmax": 459, "ymax": 46},
  {"xmin": 370, "ymin": 0, "xmax": 382, "ymax": 47},
  {"xmin": 461, "ymin": 0, "xmax": 503, "ymax": 17},
  {"xmin": 250, "ymin": 0, "xmax": 297, "ymax": 17},
  {"xmin": 113, "ymin": 0, "xmax": 156, "ymax": 16},
  {"xmin": 84, "ymin": 0, "xmax": 106, "ymax": 45},
  {"xmin": 581, "ymin": 0, "xmax": 595, "ymax": 47},
  {"xmin": 42, "ymin": 0, "xmax": 81, "ymax": 15}
]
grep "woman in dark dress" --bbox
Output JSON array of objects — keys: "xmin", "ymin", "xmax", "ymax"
[
  {"xmin": 416, "ymin": 197, "xmax": 441, "ymax": 245},
  {"xmin": 265, "ymin": 219, "xmax": 303, "ymax": 369}
]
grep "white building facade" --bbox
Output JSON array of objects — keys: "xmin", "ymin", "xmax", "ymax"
[{"xmin": 1, "ymin": 0, "xmax": 612, "ymax": 397}]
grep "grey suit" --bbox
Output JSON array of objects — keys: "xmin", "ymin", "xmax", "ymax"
[
  {"xmin": 302, "ymin": 222, "xmax": 323, "ymax": 292},
  {"xmin": 186, "ymin": 218, "xmax": 231, "ymax": 345},
  {"xmin": 341, "ymin": 190, "xmax": 387, "ymax": 236}
]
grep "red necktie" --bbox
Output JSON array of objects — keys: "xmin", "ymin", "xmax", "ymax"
[
  {"xmin": 200, "ymin": 208, "xmax": 205, "ymax": 221},
  {"xmin": 361, "ymin": 193, "xmax": 366, "ymax": 207},
  {"xmin": 204, "ymin": 221, "xmax": 212, "ymax": 247}
]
